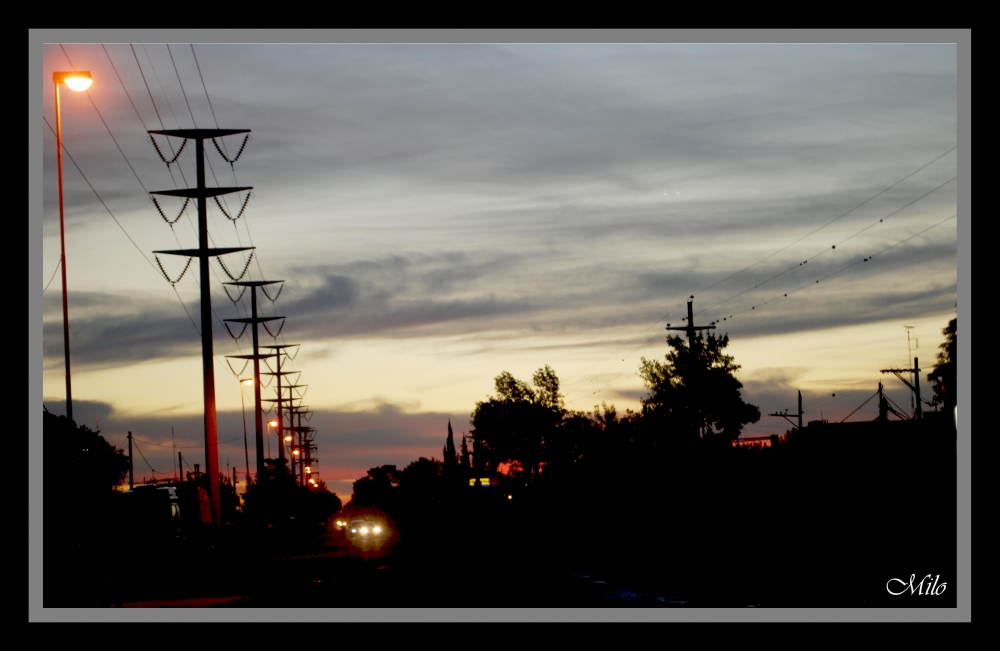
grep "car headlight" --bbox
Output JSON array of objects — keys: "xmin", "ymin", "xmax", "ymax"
[
  {"xmin": 373, "ymin": 526, "xmax": 382, "ymax": 534},
  {"xmin": 360, "ymin": 527, "xmax": 369, "ymax": 535},
  {"xmin": 351, "ymin": 528, "xmax": 356, "ymax": 533}
]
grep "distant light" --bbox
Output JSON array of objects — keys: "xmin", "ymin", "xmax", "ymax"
[
  {"xmin": 305, "ymin": 466, "xmax": 312, "ymax": 473},
  {"xmin": 242, "ymin": 379, "xmax": 253, "ymax": 385},
  {"xmin": 507, "ymin": 495, "xmax": 512, "ymax": 500},
  {"xmin": 268, "ymin": 420, "xmax": 278, "ymax": 427},
  {"xmin": 293, "ymin": 449, "xmax": 300, "ymax": 456},
  {"xmin": 284, "ymin": 435, "xmax": 292, "ymax": 442},
  {"xmin": 373, "ymin": 526, "xmax": 382, "ymax": 534}
]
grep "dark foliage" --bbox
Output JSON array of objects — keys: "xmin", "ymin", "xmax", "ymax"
[
  {"xmin": 43, "ymin": 408, "xmax": 129, "ymax": 493},
  {"xmin": 927, "ymin": 317, "xmax": 957, "ymax": 414},
  {"xmin": 639, "ymin": 332, "xmax": 761, "ymax": 441}
]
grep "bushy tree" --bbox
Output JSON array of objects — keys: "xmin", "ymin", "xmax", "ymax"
[
  {"xmin": 927, "ymin": 317, "xmax": 957, "ymax": 414},
  {"xmin": 42, "ymin": 409, "xmax": 129, "ymax": 493},
  {"xmin": 469, "ymin": 366, "xmax": 565, "ymax": 477},
  {"xmin": 351, "ymin": 465, "xmax": 400, "ymax": 510},
  {"xmin": 639, "ymin": 332, "xmax": 760, "ymax": 440}
]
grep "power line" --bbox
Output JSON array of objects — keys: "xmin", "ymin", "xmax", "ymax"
[
  {"xmin": 42, "ymin": 116, "xmax": 157, "ymax": 273},
  {"xmin": 130, "ymin": 438, "xmax": 161, "ymax": 474},
  {"xmin": 58, "ymin": 46, "xmax": 244, "ymax": 354},
  {"xmin": 133, "ymin": 433, "xmax": 242, "ymax": 449},
  {"xmin": 567, "ymin": 153, "xmax": 956, "ymax": 395},
  {"xmin": 581, "ymin": 213, "xmax": 956, "ymax": 402},
  {"xmin": 101, "ymin": 44, "xmax": 150, "ymax": 132},
  {"xmin": 167, "ymin": 43, "xmax": 198, "ymax": 128},
  {"xmin": 693, "ymin": 146, "xmax": 957, "ymax": 298},
  {"xmin": 706, "ymin": 213, "xmax": 956, "ymax": 326},
  {"xmin": 701, "ymin": 176, "xmax": 957, "ymax": 318},
  {"xmin": 43, "ymin": 258, "xmax": 61, "ymax": 293},
  {"xmin": 59, "ymin": 45, "xmax": 150, "ymax": 194},
  {"xmin": 131, "ymin": 43, "xmax": 190, "ymax": 191}
]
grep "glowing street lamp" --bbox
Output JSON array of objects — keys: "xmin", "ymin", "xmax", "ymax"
[
  {"xmin": 267, "ymin": 419, "xmax": 278, "ymax": 458},
  {"xmin": 52, "ymin": 70, "xmax": 93, "ymax": 423}
]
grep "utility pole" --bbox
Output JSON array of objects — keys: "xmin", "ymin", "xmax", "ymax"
[
  {"xmin": 179, "ymin": 452, "xmax": 184, "ymax": 481},
  {"xmin": 286, "ymin": 405, "xmax": 313, "ymax": 486},
  {"xmin": 171, "ymin": 427, "xmax": 177, "ymax": 481},
  {"xmin": 768, "ymin": 390, "xmax": 804, "ymax": 430},
  {"xmin": 224, "ymin": 281, "xmax": 283, "ymax": 478},
  {"xmin": 262, "ymin": 382, "xmax": 305, "ymax": 471},
  {"xmin": 261, "ymin": 344, "xmax": 302, "ymax": 472},
  {"xmin": 150, "ymin": 128, "xmax": 253, "ymax": 527},
  {"xmin": 666, "ymin": 297, "xmax": 717, "ymax": 345},
  {"xmin": 880, "ymin": 357, "xmax": 923, "ymax": 420},
  {"xmin": 665, "ymin": 297, "xmax": 717, "ymax": 437},
  {"xmin": 127, "ymin": 431, "xmax": 134, "ymax": 490}
]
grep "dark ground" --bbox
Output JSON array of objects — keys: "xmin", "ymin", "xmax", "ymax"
[{"xmin": 42, "ymin": 419, "xmax": 958, "ymax": 610}]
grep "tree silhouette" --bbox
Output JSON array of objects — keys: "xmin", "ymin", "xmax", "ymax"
[
  {"xmin": 351, "ymin": 464, "xmax": 400, "ymax": 510},
  {"xmin": 639, "ymin": 332, "xmax": 760, "ymax": 441},
  {"xmin": 443, "ymin": 420, "xmax": 458, "ymax": 477},
  {"xmin": 459, "ymin": 434, "xmax": 471, "ymax": 475},
  {"xmin": 927, "ymin": 317, "xmax": 957, "ymax": 415},
  {"xmin": 470, "ymin": 366, "xmax": 565, "ymax": 478},
  {"xmin": 42, "ymin": 408, "xmax": 129, "ymax": 493}
]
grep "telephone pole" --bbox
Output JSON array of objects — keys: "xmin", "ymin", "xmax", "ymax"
[
  {"xmin": 665, "ymin": 297, "xmax": 717, "ymax": 437},
  {"xmin": 769, "ymin": 390, "xmax": 804, "ymax": 430},
  {"xmin": 224, "ymin": 280, "xmax": 283, "ymax": 478},
  {"xmin": 880, "ymin": 357, "xmax": 924, "ymax": 420},
  {"xmin": 665, "ymin": 297, "xmax": 717, "ymax": 346},
  {"xmin": 127, "ymin": 431, "xmax": 134, "ymax": 490},
  {"xmin": 150, "ymin": 128, "xmax": 253, "ymax": 526}
]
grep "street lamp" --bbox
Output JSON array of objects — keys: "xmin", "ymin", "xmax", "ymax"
[
  {"xmin": 267, "ymin": 419, "xmax": 277, "ymax": 458},
  {"xmin": 240, "ymin": 378, "xmax": 253, "ymax": 480},
  {"xmin": 52, "ymin": 70, "xmax": 93, "ymax": 423}
]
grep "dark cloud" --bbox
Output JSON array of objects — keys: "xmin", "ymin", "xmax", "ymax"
[{"xmin": 42, "ymin": 290, "xmax": 202, "ymax": 369}]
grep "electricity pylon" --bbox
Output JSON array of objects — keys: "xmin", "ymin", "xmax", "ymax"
[
  {"xmin": 150, "ymin": 128, "xmax": 252, "ymax": 525},
  {"xmin": 224, "ymin": 280, "xmax": 284, "ymax": 477}
]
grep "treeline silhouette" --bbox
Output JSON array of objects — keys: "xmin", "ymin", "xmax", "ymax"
[
  {"xmin": 343, "ymin": 325, "xmax": 957, "ymax": 607},
  {"xmin": 40, "ymin": 320, "xmax": 957, "ymax": 607},
  {"xmin": 40, "ymin": 408, "xmax": 342, "ymax": 606}
]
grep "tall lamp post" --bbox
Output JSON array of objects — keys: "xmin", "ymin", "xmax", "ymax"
[{"xmin": 52, "ymin": 70, "xmax": 93, "ymax": 423}]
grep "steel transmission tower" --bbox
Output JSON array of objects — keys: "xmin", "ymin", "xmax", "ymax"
[
  {"xmin": 225, "ymin": 280, "xmax": 284, "ymax": 478},
  {"xmin": 261, "ymin": 344, "xmax": 303, "ymax": 472},
  {"xmin": 150, "ymin": 128, "xmax": 253, "ymax": 526}
]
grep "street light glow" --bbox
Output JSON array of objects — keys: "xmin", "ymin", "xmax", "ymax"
[
  {"xmin": 53, "ymin": 71, "xmax": 93, "ymax": 91},
  {"xmin": 269, "ymin": 420, "xmax": 278, "ymax": 427},
  {"xmin": 242, "ymin": 379, "xmax": 253, "ymax": 385}
]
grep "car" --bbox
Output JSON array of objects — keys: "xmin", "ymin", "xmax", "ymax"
[{"xmin": 346, "ymin": 519, "xmax": 385, "ymax": 540}]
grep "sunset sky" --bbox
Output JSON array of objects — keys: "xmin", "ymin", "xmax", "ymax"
[{"xmin": 34, "ymin": 35, "xmax": 962, "ymax": 500}]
